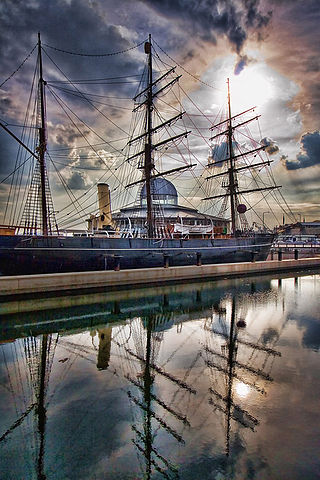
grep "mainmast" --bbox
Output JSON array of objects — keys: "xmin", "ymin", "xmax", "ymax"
[
  {"xmin": 227, "ymin": 79, "xmax": 237, "ymax": 236},
  {"xmin": 144, "ymin": 35, "xmax": 154, "ymax": 238},
  {"xmin": 125, "ymin": 36, "xmax": 192, "ymax": 238},
  {"xmin": 37, "ymin": 32, "xmax": 48, "ymax": 236}
]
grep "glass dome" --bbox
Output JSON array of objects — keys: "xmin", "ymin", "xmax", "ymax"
[{"xmin": 140, "ymin": 177, "xmax": 178, "ymax": 206}]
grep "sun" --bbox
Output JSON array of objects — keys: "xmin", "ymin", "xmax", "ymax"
[
  {"xmin": 210, "ymin": 55, "xmax": 276, "ymax": 114},
  {"xmin": 228, "ymin": 65, "xmax": 274, "ymax": 112}
]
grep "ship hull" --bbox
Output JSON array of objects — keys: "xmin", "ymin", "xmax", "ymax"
[{"xmin": 0, "ymin": 233, "xmax": 273, "ymax": 276}]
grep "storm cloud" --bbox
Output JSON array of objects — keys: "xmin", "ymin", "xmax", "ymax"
[
  {"xmin": 141, "ymin": 0, "xmax": 271, "ymax": 53},
  {"xmin": 286, "ymin": 131, "xmax": 320, "ymax": 170},
  {"xmin": 234, "ymin": 55, "xmax": 250, "ymax": 75},
  {"xmin": 261, "ymin": 137, "xmax": 279, "ymax": 155},
  {"xmin": 65, "ymin": 170, "xmax": 90, "ymax": 190}
]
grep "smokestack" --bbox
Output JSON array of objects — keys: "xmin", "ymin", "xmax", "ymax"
[{"xmin": 97, "ymin": 183, "xmax": 112, "ymax": 229}]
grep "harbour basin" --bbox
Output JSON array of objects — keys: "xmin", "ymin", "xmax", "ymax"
[{"xmin": 0, "ymin": 272, "xmax": 319, "ymax": 479}]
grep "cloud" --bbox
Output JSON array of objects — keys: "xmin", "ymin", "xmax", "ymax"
[
  {"xmin": 141, "ymin": 0, "xmax": 271, "ymax": 53},
  {"xmin": 261, "ymin": 137, "xmax": 279, "ymax": 155},
  {"xmin": 210, "ymin": 141, "xmax": 229, "ymax": 164},
  {"xmin": 65, "ymin": 170, "xmax": 90, "ymax": 190},
  {"xmin": 87, "ymin": 149, "xmax": 115, "ymax": 168},
  {"xmin": 285, "ymin": 131, "xmax": 320, "ymax": 170},
  {"xmin": 50, "ymin": 123, "xmax": 91, "ymax": 147},
  {"xmin": 261, "ymin": 0, "xmax": 320, "ymax": 131},
  {"xmin": 234, "ymin": 54, "xmax": 250, "ymax": 75}
]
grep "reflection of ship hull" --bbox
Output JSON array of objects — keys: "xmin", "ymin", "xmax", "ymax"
[
  {"xmin": 0, "ymin": 233, "xmax": 273, "ymax": 275},
  {"xmin": 0, "ymin": 275, "xmax": 273, "ymax": 340}
]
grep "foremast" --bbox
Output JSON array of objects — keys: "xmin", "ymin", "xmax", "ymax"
[{"xmin": 0, "ymin": 32, "xmax": 57, "ymax": 235}]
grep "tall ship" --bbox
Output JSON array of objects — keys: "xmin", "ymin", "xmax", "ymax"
[{"xmin": 0, "ymin": 34, "xmax": 293, "ymax": 276}]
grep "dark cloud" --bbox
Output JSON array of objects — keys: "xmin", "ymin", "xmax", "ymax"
[
  {"xmin": 234, "ymin": 54, "xmax": 250, "ymax": 75},
  {"xmin": 245, "ymin": 0, "xmax": 272, "ymax": 29},
  {"xmin": 210, "ymin": 141, "xmax": 229, "ymax": 164},
  {"xmin": 261, "ymin": 137, "xmax": 279, "ymax": 155},
  {"xmin": 260, "ymin": 327, "xmax": 279, "ymax": 345},
  {"xmin": 300, "ymin": 317, "xmax": 320, "ymax": 351},
  {"xmin": 66, "ymin": 171, "xmax": 89, "ymax": 190},
  {"xmin": 285, "ymin": 131, "xmax": 320, "ymax": 170},
  {"xmin": 51, "ymin": 124, "xmax": 91, "ymax": 147},
  {"xmin": 305, "ymin": 55, "xmax": 320, "ymax": 73},
  {"xmin": 0, "ymin": 0, "xmax": 142, "ymax": 100},
  {"xmin": 0, "ymin": 95, "xmax": 13, "ymax": 114},
  {"xmin": 141, "ymin": 0, "xmax": 271, "ymax": 53},
  {"xmin": 0, "ymin": 0, "xmax": 142, "ymax": 181}
]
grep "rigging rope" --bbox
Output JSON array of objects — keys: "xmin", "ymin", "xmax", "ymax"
[
  {"xmin": 153, "ymin": 38, "xmax": 220, "ymax": 91},
  {"xmin": 0, "ymin": 44, "xmax": 37, "ymax": 88},
  {"xmin": 43, "ymin": 39, "xmax": 146, "ymax": 57}
]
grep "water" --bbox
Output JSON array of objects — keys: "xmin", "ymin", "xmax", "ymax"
[{"xmin": 1, "ymin": 273, "xmax": 319, "ymax": 479}]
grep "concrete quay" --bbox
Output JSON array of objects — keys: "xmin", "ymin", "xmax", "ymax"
[{"xmin": 0, "ymin": 257, "xmax": 319, "ymax": 297}]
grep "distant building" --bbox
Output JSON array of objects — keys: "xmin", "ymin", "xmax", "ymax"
[
  {"xmin": 111, "ymin": 177, "xmax": 230, "ymax": 237},
  {"xmin": 282, "ymin": 221, "xmax": 320, "ymax": 236}
]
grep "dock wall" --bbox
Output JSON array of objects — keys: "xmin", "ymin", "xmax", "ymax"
[{"xmin": 0, "ymin": 257, "xmax": 319, "ymax": 296}]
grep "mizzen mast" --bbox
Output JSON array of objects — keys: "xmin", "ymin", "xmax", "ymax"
[
  {"xmin": 226, "ymin": 78, "xmax": 238, "ymax": 235},
  {"xmin": 204, "ymin": 79, "xmax": 281, "ymax": 235}
]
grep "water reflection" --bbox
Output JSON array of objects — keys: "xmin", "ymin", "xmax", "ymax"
[
  {"xmin": 203, "ymin": 294, "xmax": 280, "ymax": 457},
  {"xmin": 0, "ymin": 274, "xmax": 320, "ymax": 479}
]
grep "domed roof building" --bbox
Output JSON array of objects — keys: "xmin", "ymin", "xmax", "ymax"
[
  {"xmin": 110, "ymin": 177, "xmax": 230, "ymax": 237},
  {"xmin": 140, "ymin": 177, "xmax": 178, "ymax": 206}
]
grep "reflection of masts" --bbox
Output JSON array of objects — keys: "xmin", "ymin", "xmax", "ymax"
[
  {"xmin": 143, "ymin": 317, "xmax": 153, "ymax": 478},
  {"xmin": 206, "ymin": 296, "xmax": 261, "ymax": 456},
  {"xmin": 0, "ymin": 333, "xmax": 56, "ymax": 479},
  {"xmin": 37, "ymin": 334, "xmax": 48, "ymax": 480},
  {"xmin": 126, "ymin": 315, "xmax": 189, "ymax": 479},
  {"xmin": 225, "ymin": 296, "xmax": 236, "ymax": 456}
]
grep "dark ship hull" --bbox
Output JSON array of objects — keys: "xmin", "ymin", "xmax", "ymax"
[{"xmin": 0, "ymin": 233, "xmax": 273, "ymax": 276}]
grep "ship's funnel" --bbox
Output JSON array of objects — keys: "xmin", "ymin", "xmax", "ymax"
[{"xmin": 98, "ymin": 183, "xmax": 112, "ymax": 229}]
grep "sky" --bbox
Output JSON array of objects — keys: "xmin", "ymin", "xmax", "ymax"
[{"xmin": 0, "ymin": 0, "xmax": 319, "ymax": 229}]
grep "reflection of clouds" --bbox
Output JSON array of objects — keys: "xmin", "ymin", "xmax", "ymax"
[
  {"xmin": 299, "ymin": 317, "xmax": 320, "ymax": 351},
  {"xmin": 260, "ymin": 327, "xmax": 279, "ymax": 346},
  {"xmin": 1, "ymin": 274, "xmax": 320, "ymax": 479}
]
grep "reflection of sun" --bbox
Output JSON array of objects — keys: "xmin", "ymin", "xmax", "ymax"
[{"xmin": 235, "ymin": 381, "xmax": 251, "ymax": 398}]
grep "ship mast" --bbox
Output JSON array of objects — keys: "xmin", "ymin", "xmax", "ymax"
[
  {"xmin": 227, "ymin": 79, "xmax": 237, "ymax": 236},
  {"xmin": 144, "ymin": 35, "xmax": 154, "ymax": 238},
  {"xmin": 125, "ymin": 36, "xmax": 193, "ymax": 238},
  {"xmin": 204, "ymin": 80, "xmax": 281, "ymax": 234},
  {"xmin": 37, "ymin": 32, "xmax": 48, "ymax": 236}
]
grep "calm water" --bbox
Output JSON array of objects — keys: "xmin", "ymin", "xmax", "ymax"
[{"xmin": 1, "ymin": 273, "xmax": 320, "ymax": 480}]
